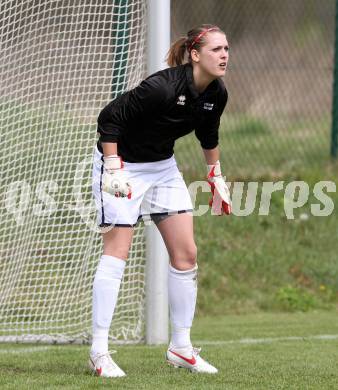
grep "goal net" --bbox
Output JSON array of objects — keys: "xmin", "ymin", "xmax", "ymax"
[{"xmin": 0, "ymin": 1, "xmax": 147, "ymax": 344}]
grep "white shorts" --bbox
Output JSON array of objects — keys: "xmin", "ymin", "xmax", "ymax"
[{"xmin": 92, "ymin": 147, "xmax": 193, "ymax": 227}]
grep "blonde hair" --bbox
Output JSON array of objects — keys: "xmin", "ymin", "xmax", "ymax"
[{"xmin": 166, "ymin": 24, "xmax": 225, "ymax": 67}]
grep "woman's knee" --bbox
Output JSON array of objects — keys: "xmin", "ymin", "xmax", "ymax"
[
  {"xmin": 170, "ymin": 243, "xmax": 197, "ymax": 270},
  {"xmin": 103, "ymin": 244, "xmax": 130, "ymax": 260},
  {"xmin": 102, "ymin": 227, "xmax": 133, "ymax": 259}
]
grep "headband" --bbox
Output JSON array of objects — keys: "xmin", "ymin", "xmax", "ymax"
[{"xmin": 187, "ymin": 27, "xmax": 218, "ymax": 52}]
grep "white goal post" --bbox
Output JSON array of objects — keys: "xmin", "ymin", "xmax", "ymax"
[
  {"xmin": 145, "ymin": 0, "xmax": 170, "ymax": 345},
  {"xmin": 0, "ymin": 0, "xmax": 170, "ymax": 345}
]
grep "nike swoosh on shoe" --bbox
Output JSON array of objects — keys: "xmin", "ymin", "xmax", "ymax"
[{"xmin": 169, "ymin": 350, "xmax": 196, "ymax": 365}]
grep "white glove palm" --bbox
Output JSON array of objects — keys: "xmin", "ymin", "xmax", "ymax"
[
  {"xmin": 102, "ymin": 155, "xmax": 132, "ymax": 198},
  {"xmin": 207, "ymin": 161, "xmax": 231, "ymax": 215}
]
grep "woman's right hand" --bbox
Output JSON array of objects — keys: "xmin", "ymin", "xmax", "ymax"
[{"xmin": 102, "ymin": 155, "xmax": 132, "ymax": 198}]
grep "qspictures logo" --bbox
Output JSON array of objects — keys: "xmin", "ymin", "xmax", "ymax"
[{"xmin": 2, "ymin": 156, "xmax": 337, "ymax": 232}]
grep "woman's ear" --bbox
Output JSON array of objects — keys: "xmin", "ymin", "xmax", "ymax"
[{"xmin": 190, "ymin": 49, "xmax": 200, "ymax": 63}]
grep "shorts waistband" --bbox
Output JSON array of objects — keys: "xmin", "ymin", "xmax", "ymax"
[{"xmin": 94, "ymin": 146, "xmax": 177, "ymax": 171}]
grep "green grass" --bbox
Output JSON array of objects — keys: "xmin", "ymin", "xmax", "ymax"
[
  {"xmin": 1, "ymin": 312, "xmax": 338, "ymax": 389},
  {"xmin": 175, "ymin": 114, "xmax": 331, "ymax": 178},
  {"xmin": 192, "ymin": 166, "xmax": 338, "ymax": 315}
]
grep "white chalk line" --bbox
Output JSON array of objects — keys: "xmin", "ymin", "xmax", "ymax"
[
  {"xmin": 0, "ymin": 346, "xmax": 83, "ymax": 354},
  {"xmin": 196, "ymin": 334, "xmax": 338, "ymax": 345},
  {"xmin": 0, "ymin": 334, "xmax": 337, "ymax": 354},
  {"xmin": 0, "ymin": 346, "xmax": 52, "ymax": 354}
]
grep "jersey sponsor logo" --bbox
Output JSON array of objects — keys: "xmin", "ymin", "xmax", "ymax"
[
  {"xmin": 203, "ymin": 102, "xmax": 214, "ymax": 110},
  {"xmin": 177, "ymin": 95, "xmax": 186, "ymax": 106}
]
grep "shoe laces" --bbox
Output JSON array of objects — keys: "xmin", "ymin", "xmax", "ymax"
[
  {"xmin": 95, "ymin": 350, "xmax": 118, "ymax": 369},
  {"xmin": 168, "ymin": 344, "xmax": 202, "ymax": 359},
  {"xmin": 192, "ymin": 347, "xmax": 214, "ymax": 367}
]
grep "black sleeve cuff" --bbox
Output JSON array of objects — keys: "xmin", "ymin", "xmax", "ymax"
[
  {"xmin": 99, "ymin": 134, "xmax": 119, "ymax": 143},
  {"xmin": 200, "ymin": 141, "xmax": 219, "ymax": 150}
]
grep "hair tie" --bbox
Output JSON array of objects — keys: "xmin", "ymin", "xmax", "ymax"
[{"xmin": 187, "ymin": 27, "xmax": 218, "ymax": 52}]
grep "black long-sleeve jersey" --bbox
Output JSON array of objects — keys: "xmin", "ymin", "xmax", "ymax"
[{"xmin": 97, "ymin": 63, "xmax": 228, "ymax": 162}]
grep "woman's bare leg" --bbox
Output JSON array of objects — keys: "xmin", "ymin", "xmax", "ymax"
[
  {"xmin": 102, "ymin": 226, "xmax": 134, "ymax": 258},
  {"xmin": 156, "ymin": 212, "xmax": 197, "ymax": 270}
]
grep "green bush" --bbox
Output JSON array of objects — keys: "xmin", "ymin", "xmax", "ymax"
[{"xmin": 275, "ymin": 285, "xmax": 317, "ymax": 312}]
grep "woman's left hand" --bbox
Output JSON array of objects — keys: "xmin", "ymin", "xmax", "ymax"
[{"xmin": 207, "ymin": 161, "xmax": 231, "ymax": 215}]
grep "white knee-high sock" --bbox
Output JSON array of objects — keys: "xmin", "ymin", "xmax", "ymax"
[
  {"xmin": 91, "ymin": 255, "xmax": 126, "ymax": 356},
  {"xmin": 168, "ymin": 263, "xmax": 198, "ymax": 349}
]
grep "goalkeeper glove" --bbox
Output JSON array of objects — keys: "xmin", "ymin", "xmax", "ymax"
[
  {"xmin": 102, "ymin": 155, "xmax": 132, "ymax": 198},
  {"xmin": 207, "ymin": 160, "xmax": 231, "ymax": 215}
]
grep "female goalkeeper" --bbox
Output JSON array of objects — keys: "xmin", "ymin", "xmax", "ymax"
[{"xmin": 90, "ymin": 24, "xmax": 231, "ymax": 377}]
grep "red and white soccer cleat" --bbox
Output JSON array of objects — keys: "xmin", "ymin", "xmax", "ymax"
[
  {"xmin": 89, "ymin": 350, "xmax": 126, "ymax": 377},
  {"xmin": 166, "ymin": 344, "xmax": 218, "ymax": 374}
]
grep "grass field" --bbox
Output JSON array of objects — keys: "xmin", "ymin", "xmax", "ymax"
[
  {"xmin": 0, "ymin": 312, "xmax": 338, "ymax": 389},
  {"xmin": 175, "ymin": 114, "xmax": 332, "ymax": 178},
  {"xmin": 191, "ymin": 163, "xmax": 338, "ymax": 315}
]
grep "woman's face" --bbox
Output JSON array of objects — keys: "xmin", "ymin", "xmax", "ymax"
[{"xmin": 192, "ymin": 32, "xmax": 229, "ymax": 79}]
